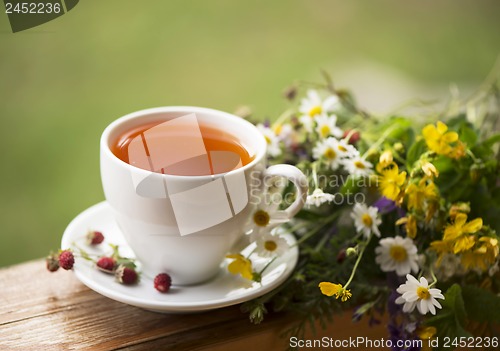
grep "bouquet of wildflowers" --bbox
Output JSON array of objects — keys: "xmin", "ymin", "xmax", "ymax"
[{"xmin": 234, "ymin": 73, "xmax": 500, "ymax": 348}]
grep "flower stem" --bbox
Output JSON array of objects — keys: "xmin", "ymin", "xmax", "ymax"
[
  {"xmin": 429, "ymin": 264, "xmax": 438, "ymax": 288},
  {"xmin": 362, "ymin": 124, "xmax": 399, "ymax": 159},
  {"xmin": 344, "ymin": 234, "xmax": 372, "ymax": 289},
  {"xmin": 293, "ymin": 211, "xmax": 340, "ymax": 246},
  {"xmin": 312, "ymin": 162, "xmax": 319, "ymax": 189},
  {"xmin": 259, "ymin": 256, "xmax": 277, "ymax": 275},
  {"xmin": 273, "ymin": 108, "xmax": 294, "ymax": 126},
  {"xmin": 245, "ymin": 247, "xmax": 257, "ymax": 260}
]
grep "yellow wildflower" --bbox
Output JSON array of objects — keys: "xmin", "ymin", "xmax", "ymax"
[
  {"xmin": 395, "ymin": 215, "xmax": 418, "ymax": 239},
  {"xmin": 406, "ymin": 215, "xmax": 417, "ymax": 239},
  {"xmin": 377, "ymin": 164, "xmax": 407, "ymax": 201},
  {"xmin": 318, "ymin": 282, "xmax": 352, "ymax": 302},
  {"xmin": 449, "ymin": 202, "xmax": 470, "ymax": 220},
  {"xmin": 379, "ymin": 150, "xmax": 393, "ymax": 168},
  {"xmin": 417, "ymin": 326, "xmax": 437, "ymax": 340},
  {"xmin": 421, "ymin": 161, "xmax": 439, "ymax": 178},
  {"xmin": 425, "ymin": 201, "xmax": 438, "ymax": 223},
  {"xmin": 226, "ymin": 254, "xmax": 253, "ymax": 280},
  {"xmin": 449, "ymin": 140, "xmax": 466, "ymax": 160},
  {"xmin": 406, "ymin": 179, "xmax": 438, "ymax": 212},
  {"xmin": 443, "ymin": 213, "xmax": 483, "ymax": 254},
  {"xmin": 417, "ymin": 326, "xmax": 437, "ymax": 351},
  {"xmin": 422, "ymin": 121, "xmax": 459, "ymax": 156},
  {"xmin": 461, "ymin": 237, "xmax": 499, "ymax": 271},
  {"xmin": 430, "ymin": 239, "xmax": 454, "ymax": 265}
]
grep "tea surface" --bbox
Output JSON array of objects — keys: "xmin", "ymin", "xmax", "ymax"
[{"xmin": 111, "ymin": 118, "xmax": 253, "ymax": 176}]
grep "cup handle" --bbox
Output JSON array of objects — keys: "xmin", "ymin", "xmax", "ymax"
[{"xmin": 263, "ymin": 164, "xmax": 308, "ymax": 223}]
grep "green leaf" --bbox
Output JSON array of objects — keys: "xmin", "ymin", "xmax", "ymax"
[
  {"xmin": 339, "ymin": 175, "xmax": 360, "ymax": 195},
  {"xmin": 426, "ymin": 284, "xmax": 471, "ymax": 351},
  {"xmin": 116, "ymin": 258, "xmax": 136, "ymax": 269},
  {"xmin": 459, "ymin": 124, "xmax": 478, "ymax": 146},
  {"xmin": 406, "ymin": 139, "xmax": 427, "ymax": 169},
  {"xmin": 443, "ymin": 284, "xmax": 467, "ymax": 323},
  {"xmin": 445, "ymin": 114, "xmax": 467, "ymax": 129},
  {"xmin": 295, "ymin": 209, "xmax": 325, "ymax": 221},
  {"xmin": 461, "ymin": 285, "xmax": 500, "ymax": 323},
  {"xmin": 481, "ymin": 133, "xmax": 500, "ymax": 148}
]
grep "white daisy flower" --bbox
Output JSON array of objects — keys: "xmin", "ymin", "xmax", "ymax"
[
  {"xmin": 306, "ymin": 188, "xmax": 336, "ymax": 207},
  {"xmin": 312, "ymin": 137, "xmax": 343, "ymax": 170},
  {"xmin": 272, "ymin": 123, "xmax": 296, "ymax": 147},
  {"xmin": 246, "ymin": 191, "xmax": 288, "ymax": 238},
  {"xmin": 299, "ymin": 90, "xmax": 340, "ymax": 132},
  {"xmin": 342, "ymin": 155, "xmax": 373, "ymax": 177},
  {"xmin": 256, "ymin": 231, "xmax": 289, "ymax": 258},
  {"xmin": 351, "ymin": 203, "xmax": 381, "ymax": 238},
  {"xmin": 375, "ymin": 236, "xmax": 419, "ymax": 276},
  {"xmin": 315, "ymin": 114, "xmax": 343, "ymax": 139},
  {"xmin": 395, "ymin": 274, "xmax": 445, "ymax": 315},
  {"xmin": 257, "ymin": 124, "xmax": 281, "ymax": 157},
  {"xmin": 336, "ymin": 138, "xmax": 359, "ymax": 158}
]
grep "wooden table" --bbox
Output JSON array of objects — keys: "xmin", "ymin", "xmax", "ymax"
[{"xmin": 0, "ymin": 260, "xmax": 388, "ymax": 350}]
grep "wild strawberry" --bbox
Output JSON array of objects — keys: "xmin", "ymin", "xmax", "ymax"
[
  {"xmin": 342, "ymin": 129, "xmax": 360, "ymax": 145},
  {"xmin": 58, "ymin": 250, "xmax": 75, "ymax": 270},
  {"xmin": 96, "ymin": 257, "xmax": 116, "ymax": 273},
  {"xmin": 115, "ymin": 265, "xmax": 138, "ymax": 285},
  {"xmin": 46, "ymin": 252, "xmax": 60, "ymax": 272},
  {"xmin": 87, "ymin": 230, "xmax": 104, "ymax": 245},
  {"xmin": 154, "ymin": 273, "xmax": 172, "ymax": 293}
]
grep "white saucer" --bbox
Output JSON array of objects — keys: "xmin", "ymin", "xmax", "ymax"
[{"xmin": 61, "ymin": 202, "xmax": 299, "ymax": 313}]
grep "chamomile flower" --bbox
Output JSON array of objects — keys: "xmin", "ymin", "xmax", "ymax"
[
  {"xmin": 299, "ymin": 90, "xmax": 340, "ymax": 132},
  {"xmin": 315, "ymin": 115, "xmax": 343, "ymax": 139},
  {"xmin": 336, "ymin": 138, "xmax": 359, "ymax": 158},
  {"xmin": 351, "ymin": 203, "xmax": 381, "ymax": 238},
  {"xmin": 342, "ymin": 155, "xmax": 373, "ymax": 177},
  {"xmin": 272, "ymin": 123, "xmax": 293, "ymax": 141},
  {"xmin": 247, "ymin": 192, "xmax": 287, "ymax": 237},
  {"xmin": 257, "ymin": 124, "xmax": 281, "ymax": 157},
  {"xmin": 395, "ymin": 274, "xmax": 445, "ymax": 315},
  {"xmin": 256, "ymin": 232, "xmax": 289, "ymax": 258},
  {"xmin": 312, "ymin": 137, "xmax": 343, "ymax": 170},
  {"xmin": 375, "ymin": 236, "xmax": 419, "ymax": 276},
  {"xmin": 306, "ymin": 188, "xmax": 336, "ymax": 207}
]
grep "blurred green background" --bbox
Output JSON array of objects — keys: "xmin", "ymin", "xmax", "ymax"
[{"xmin": 1, "ymin": 0, "xmax": 499, "ymax": 267}]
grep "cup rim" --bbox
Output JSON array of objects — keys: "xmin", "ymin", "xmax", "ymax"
[{"xmin": 100, "ymin": 106, "xmax": 267, "ymax": 179}]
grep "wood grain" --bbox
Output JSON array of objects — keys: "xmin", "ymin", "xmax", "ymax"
[{"xmin": 0, "ymin": 260, "xmax": 389, "ymax": 350}]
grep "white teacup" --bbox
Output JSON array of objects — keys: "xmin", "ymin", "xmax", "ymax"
[{"xmin": 100, "ymin": 107, "xmax": 308, "ymax": 285}]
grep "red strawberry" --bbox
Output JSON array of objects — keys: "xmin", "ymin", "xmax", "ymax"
[
  {"xmin": 115, "ymin": 265, "xmax": 138, "ymax": 285},
  {"xmin": 154, "ymin": 273, "xmax": 172, "ymax": 293},
  {"xmin": 87, "ymin": 230, "xmax": 104, "ymax": 245},
  {"xmin": 96, "ymin": 257, "xmax": 116, "ymax": 273},
  {"xmin": 343, "ymin": 129, "xmax": 360, "ymax": 145},
  {"xmin": 58, "ymin": 250, "xmax": 75, "ymax": 270}
]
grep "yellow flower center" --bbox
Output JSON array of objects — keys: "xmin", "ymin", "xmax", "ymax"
[
  {"xmin": 320, "ymin": 125, "xmax": 330, "ymax": 137},
  {"xmin": 308, "ymin": 105, "xmax": 322, "ymax": 117},
  {"xmin": 417, "ymin": 286, "xmax": 431, "ymax": 300},
  {"xmin": 264, "ymin": 240, "xmax": 277, "ymax": 252},
  {"xmin": 361, "ymin": 214, "xmax": 373, "ymax": 227},
  {"xmin": 389, "ymin": 245, "xmax": 408, "ymax": 262},
  {"xmin": 273, "ymin": 124, "xmax": 282, "ymax": 135},
  {"xmin": 264, "ymin": 135, "xmax": 271, "ymax": 144},
  {"xmin": 324, "ymin": 148, "xmax": 336, "ymax": 160},
  {"xmin": 253, "ymin": 210, "xmax": 270, "ymax": 227},
  {"xmin": 354, "ymin": 161, "xmax": 366, "ymax": 169},
  {"xmin": 338, "ymin": 145, "xmax": 347, "ymax": 152}
]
